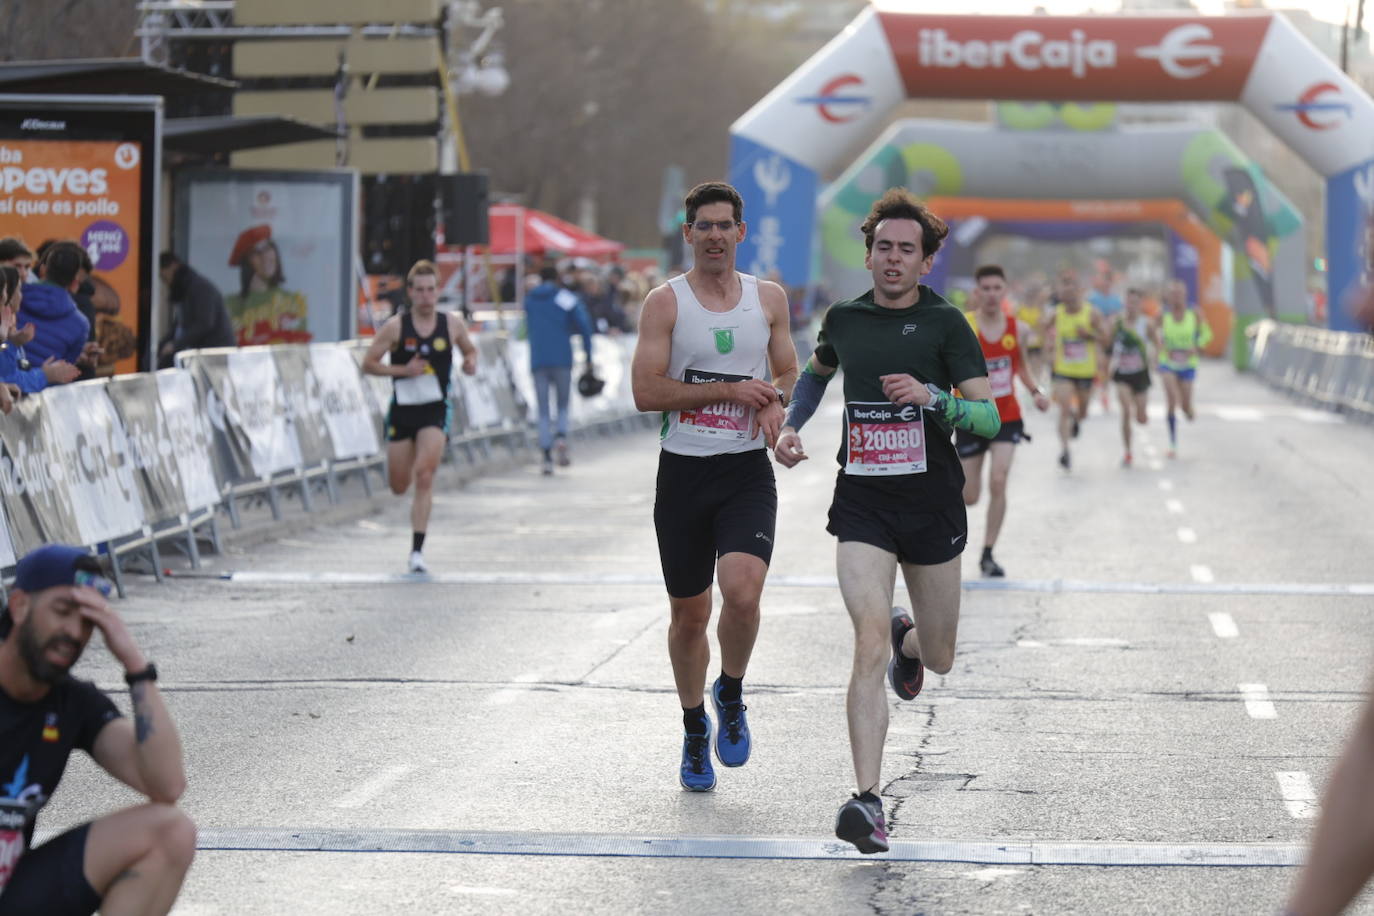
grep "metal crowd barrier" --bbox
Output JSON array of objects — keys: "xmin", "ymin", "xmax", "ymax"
[
  {"xmin": 1249, "ymin": 320, "xmax": 1374, "ymax": 422},
  {"xmin": 0, "ymin": 332, "xmax": 647, "ymax": 594}
]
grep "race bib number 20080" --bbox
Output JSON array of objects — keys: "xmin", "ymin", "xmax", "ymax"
[
  {"xmin": 678, "ymin": 368, "xmax": 753, "ymax": 441},
  {"xmin": 845, "ymin": 401, "xmax": 926, "ymax": 476}
]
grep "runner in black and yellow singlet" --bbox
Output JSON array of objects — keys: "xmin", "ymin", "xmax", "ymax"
[
  {"xmin": 774, "ymin": 189, "xmax": 997, "ymax": 854},
  {"xmin": 1109, "ymin": 288, "xmax": 1156, "ymax": 467},
  {"xmin": 362, "ymin": 260, "xmax": 477, "ymax": 573}
]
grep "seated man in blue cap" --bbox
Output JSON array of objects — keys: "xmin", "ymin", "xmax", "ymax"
[{"xmin": 0, "ymin": 545, "xmax": 194, "ymax": 916}]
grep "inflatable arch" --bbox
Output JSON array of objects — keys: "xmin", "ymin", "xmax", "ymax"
[
  {"xmin": 913, "ymin": 198, "xmax": 1230, "ymax": 357},
  {"xmin": 815, "ymin": 119, "xmax": 1306, "ymax": 347},
  {"xmin": 729, "ymin": 6, "xmax": 1374, "ymax": 331}
]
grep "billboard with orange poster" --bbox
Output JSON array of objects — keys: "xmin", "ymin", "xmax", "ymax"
[{"xmin": 0, "ymin": 96, "xmax": 160, "ymax": 374}]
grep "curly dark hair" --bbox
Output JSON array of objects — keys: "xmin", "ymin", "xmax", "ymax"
[{"xmin": 859, "ymin": 188, "xmax": 949, "ymax": 259}]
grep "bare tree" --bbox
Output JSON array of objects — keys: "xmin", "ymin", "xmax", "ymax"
[
  {"xmin": 462, "ymin": 0, "xmax": 816, "ymax": 247},
  {"xmin": 0, "ymin": 0, "xmax": 138, "ymax": 62}
]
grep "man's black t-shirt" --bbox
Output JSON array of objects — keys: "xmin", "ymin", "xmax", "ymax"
[
  {"xmin": 1, "ymin": 677, "xmax": 120, "ymax": 886},
  {"xmin": 814, "ymin": 285, "xmax": 987, "ymax": 511}
]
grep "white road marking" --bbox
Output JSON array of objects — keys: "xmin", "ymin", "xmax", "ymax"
[
  {"xmin": 196, "ymin": 827, "xmax": 1306, "ymax": 866},
  {"xmin": 446, "ymin": 886, "xmax": 519, "ymax": 897},
  {"xmin": 1158, "ymin": 479, "xmax": 1174, "ymax": 492},
  {"xmin": 1177, "ymin": 527, "xmax": 1198, "ymax": 544},
  {"xmin": 1215, "ymin": 406, "xmax": 1265, "ymax": 422},
  {"xmin": 1166, "ymin": 499, "xmax": 1185, "ymax": 514},
  {"xmin": 1293, "ymin": 408, "xmax": 1344, "ymax": 425},
  {"xmin": 333, "ymin": 765, "xmax": 413, "ymax": 809},
  {"xmin": 211, "ymin": 570, "xmax": 1374, "ymax": 596},
  {"xmin": 1207, "ymin": 612, "xmax": 1238, "ymax": 638},
  {"xmin": 1191, "ymin": 565, "xmax": 1215, "ymax": 584},
  {"xmin": 1275, "ymin": 772, "xmax": 1318, "ymax": 819},
  {"xmin": 1238, "ymin": 684, "xmax": 1277, "ymax": 720},
  {"xmin": 487, "ymin": 671, "xmax": 542, "ymax": 706},
  {"xmin": 1017, "ymin": 638, "xmax": 1128, "ymax": 648},
  {"xmin": 355, "ymin": 519, "xmax": 387, "ymax": 532},
  {"xmin": 1148, "ymin": 460, "xmax": 1165, "ymax": 471},
  {"xmin": 961, "ymin": 867, "xmax": 1025, "ymax": 881}
]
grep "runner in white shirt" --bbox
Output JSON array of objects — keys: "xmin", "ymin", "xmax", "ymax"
[{"xmin": 631, "ymin": 182, "xmax": 798, "ymax": 792}]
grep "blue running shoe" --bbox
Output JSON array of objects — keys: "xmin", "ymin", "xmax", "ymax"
[
  {"xmin": 680, "ymin": 719, "xmax": 716, "ymax": 791},
  {"xmin": 711, "ymin": 677, "xmax": 751, "ymax": 767}
]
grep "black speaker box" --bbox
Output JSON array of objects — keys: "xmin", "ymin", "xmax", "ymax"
[{"xmin": 439, "ymin": 172, "xmax": 490, "ymax": 246}]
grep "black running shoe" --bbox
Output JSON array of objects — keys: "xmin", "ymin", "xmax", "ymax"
[
  {"xmin": 835, "ymin": 795, "xmax": 889, "ymax": 854},
  {"xmin": 887, "ymin": 608, "xmax": 924, "ymax": 701},
  {"xmin": 1058, "ymin": 450, "xmax": 1071, "ymax": 471},
  {"xmin": 980, "ymin": 555, "xmax": 1005, "ymax": 578}
]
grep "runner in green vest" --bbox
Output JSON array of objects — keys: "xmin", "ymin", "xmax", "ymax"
[{"xmin": 1156, "ymin": 280, "xmax": 1213, "ymax": 458}]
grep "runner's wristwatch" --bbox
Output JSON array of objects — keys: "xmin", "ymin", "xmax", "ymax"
[
  {"xmin": 124, "ymin": 663, "xmax": 158, "ymax": 686},
  {"xmin": 774, "ymin": 387, "xmax": 788, "ymax": 407}
]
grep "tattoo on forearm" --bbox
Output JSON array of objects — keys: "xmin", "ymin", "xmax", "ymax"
[{"xmin": 131, "ymin": 683, "xmax": 154, "ymax": 744}]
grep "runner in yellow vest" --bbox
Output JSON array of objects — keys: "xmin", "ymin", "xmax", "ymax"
[
  {"xmin": 1039, "ymin": 268, "xmax": 1107, "ymax": 471},
  {"xmin": 1015, "ymin": 279, "xmax": 1050, "ymax": 384},
  {"xmin": 1155, "ymin": 279, "xmax": 1213, "ymax": 458}
]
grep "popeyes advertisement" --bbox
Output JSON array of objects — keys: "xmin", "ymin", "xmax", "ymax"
[{"xmin": 0, "ymin": 138, "xmax": 144, "ymax": 374}]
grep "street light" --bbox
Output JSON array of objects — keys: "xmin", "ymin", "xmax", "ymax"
[{"xmin": 455, "ymin": 50, "xmax": 509, "ymax": 97}]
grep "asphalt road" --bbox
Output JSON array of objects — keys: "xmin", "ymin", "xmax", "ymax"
[{"xmin": 35, "ymin": 363, "xmax": 1374, "ymax": 915}]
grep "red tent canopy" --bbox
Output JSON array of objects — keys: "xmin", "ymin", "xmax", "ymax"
[{"xmin": 478, "ymin": 204, "xmax": 624, "ymax": 258}]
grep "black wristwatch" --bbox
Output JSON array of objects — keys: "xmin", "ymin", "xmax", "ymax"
[{"xmin": 124, "ymin": 663, "xmax": 158, "ymax": 686}]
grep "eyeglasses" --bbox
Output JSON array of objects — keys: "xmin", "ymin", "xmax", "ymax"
[{"xmin": 690, "ymin": 220, "xmax": 738, "ymax": 232}]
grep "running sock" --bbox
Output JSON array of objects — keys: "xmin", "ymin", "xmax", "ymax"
[
  {"xmin": 981, "ymin": 546, "xmax": 994, "ymax": 562},
  {"xmin": 1167, "ymin": 413, "xmax": 1178, "ymax": 445},
  {"xmin": 717, "ymin": 672, "xmax": 743, "ymax": 704},
  {"xmin": 412, "ymin": 531, "xmax": 425, "ymax": 553},
  {"xmin": 683, "ymin": 703, "xmax": 709, "ymax": 736},
  {"xmin": 542, "ymin": 448, "xmax": 552, "ymax": 460},
  {"xmin": 858, "ymin": 790, "xmax": 881, "ymax": 806}
]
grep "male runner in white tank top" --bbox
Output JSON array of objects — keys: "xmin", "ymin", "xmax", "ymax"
[{"xmin": 631, "ymin": 181, "xmax": 799, "ymax": 792}]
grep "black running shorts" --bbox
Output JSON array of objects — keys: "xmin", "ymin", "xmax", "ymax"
[
  {"xmin": 0, "ymin": 824, "xmax": 101, "ymax": 916},
  {"xmin": 1112, "ymin": 370, "xmax": 1151, "ymax": 394},
  {"xmin": 1051, "ymin": 373, "xmax": 1095, "ymax": 393},
  {"xmin": 654, "ymin": 449, "xmax": 777, "ymax": 598},
  {"xmin": 386, "ymin": 401, "xmax": 451, "ymax": 442},
  {"xmin": 827, "ymin": 477, "xmax": 968, "ymax": 566},
  {"xmin": 954, "ymin": 419, "xmax": 1026, "ymax": 458}
]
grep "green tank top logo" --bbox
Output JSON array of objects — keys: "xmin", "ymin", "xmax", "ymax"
[{"xmin": 713, "ymin": 328, "xmax": 735, "ymax": 355}]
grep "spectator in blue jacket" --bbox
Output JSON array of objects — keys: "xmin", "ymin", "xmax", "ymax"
[
  {"xmin": 525, "ymin": 266, "xmax": 594, "ymax": 475},
  {"xmin": 20, "ymin": 240, "xmax": 90, "ymax": 367},
  {"xmin": 0, "ymin": 266, "xmax": 71, "ymax": 399}
]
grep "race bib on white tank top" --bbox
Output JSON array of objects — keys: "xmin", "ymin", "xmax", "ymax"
[{"xmin": 659, "ymin": 273, "xmax": 771, "ymax": 457}]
